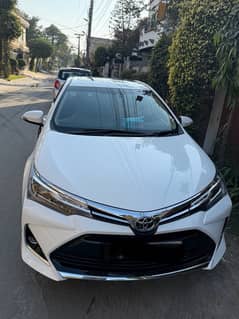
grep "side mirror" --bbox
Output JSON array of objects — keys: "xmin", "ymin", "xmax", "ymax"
[
  {"xmin": 22, "ymin": 110, "xmax": 44, "ymax": 126},
  {"xmin": 180, "ymin": 116, "xmax": 193, "ymax": 128}
]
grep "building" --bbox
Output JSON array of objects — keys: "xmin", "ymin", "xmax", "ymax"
[
  {"xmin": 11, "ymin": 11, "xmax": 30, "ymax": 62},
  {"xmin": 89, "ymin": 37, "xmax": 115, "ymax": 62},
  {"xmin": 139, "ymin": 0, "xmax": 168, "ymax": 52}
]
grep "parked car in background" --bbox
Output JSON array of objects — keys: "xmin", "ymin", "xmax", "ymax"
[
  {"xmin": 21, "ymin": 77, "xmax": 232, "ymax": 281},
  {"xmin": 53, "ymin": 67, "xmax": 91, "ymax": 98}
]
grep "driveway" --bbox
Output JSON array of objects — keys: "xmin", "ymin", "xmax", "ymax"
[{"xmin": 0, "ymin": 81, "xmax": 239, "ymax": 319}]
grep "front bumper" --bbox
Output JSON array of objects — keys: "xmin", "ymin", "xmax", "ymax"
[{"xmin": 21, "ymin": 195, "xmax": 232, "ymax": 281}]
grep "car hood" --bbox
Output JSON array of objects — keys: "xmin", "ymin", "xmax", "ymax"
[{"xmin": 35, "ymin": 131, "xmax": 215, "ymax": 212}]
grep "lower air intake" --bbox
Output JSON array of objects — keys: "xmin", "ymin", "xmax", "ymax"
[{"xmin": 51, "ymin": 230, "xmax": 215, "ymax": 278}]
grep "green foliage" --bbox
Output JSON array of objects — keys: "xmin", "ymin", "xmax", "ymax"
[
  {"xmin": 213, "ymin": 3, "xmax": 239, "ymax": 106},
  {"xmin": 94, "ymin": 47, "xmax": 108, "ymax": 67},
  {"xmin": 26, "ymin": 16, "xmax": 43, "ymax": 44},
  {"xmin": 110, "ymin": 0, "xmax": 144, "ymax": 56},
  {"xmin": 164, "ymin": 0, "xmax": 185, "ymax": 33},
  {"xmin": 0, "ymin": 1, "xmax": 21, "ymax": 77},
  {"xmin": 74, "ymin": 57, "xmax": 81, "ymax": 68},
  {"xmin": 168, "ymin": 0, "xmax": 234, "ymax": 143},
  {"xmin": 110, "ymin": 0, "xmax": 144, "ymax": 34},
  {"xmin": 26, "ymin": 19, "xmax": 73, "ymax": 69},
  {"xmin": 150, "ymin": 33, "xmax": 172, "ymax": 99},
  {"xmin": 121, "ymin": 69, "xmax": 150, "ymax": 83},
  {"xmin": 0, "ymin": 0, "xmax": 17, "ymax": 10},
  {"xmin": 221, "ymin": 167, "xmax": 239, "ymax": 208},
  {"xmin": 0, "ymin": 11, "xmax": 21, "ymax": 40},
  {"xmin": 29, "ymin": 38, "xmax": 53, "ymax": 59},
  {"xmin": 44, "ymin": 24, "xmax": 67, "ymax": 46},
  {"xmin": 108, "ymin": 19, "xmax": 146, "ymax": 59},
  {"xmin": 44, "ymin": 24, "xmax": 72, "ymax": 68}
]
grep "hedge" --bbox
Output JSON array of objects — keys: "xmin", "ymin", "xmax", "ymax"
[{"xmin": 168, "ymin": 0, "xmax": 236, "ymax": 143}]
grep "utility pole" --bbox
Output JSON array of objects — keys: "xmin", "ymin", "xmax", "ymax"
[
  {"xmin": 75, "ymin": 32, "xmax": 85, "ymax": 66},
  {"xmin": 86, "ymin": 0, "xmax": 94, "ymax": 66}
]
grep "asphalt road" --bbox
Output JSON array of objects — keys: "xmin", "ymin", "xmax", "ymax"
[{"xmin": 0, "ymin": 80, "xmax": 239, "ymax": 319}]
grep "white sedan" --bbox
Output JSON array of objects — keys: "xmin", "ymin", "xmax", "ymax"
[
  {"xmin": 53, "ymin": 67, "xmax": 91, "ymax": 99},
  {"xmin": 21, "ymin": 77, "xmax": 232, "ymax": 281}
]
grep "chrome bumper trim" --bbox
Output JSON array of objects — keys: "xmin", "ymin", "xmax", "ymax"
[{"xmin": 59, "ymin": 262, "xmax": 208, "ymax": 281}]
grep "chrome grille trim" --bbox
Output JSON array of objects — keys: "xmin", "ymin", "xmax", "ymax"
[
  {"xmin": 88, "ymin": 195, "xmax": 198, "ymax": 228},
  {"xmin": 59, "ymin": 262, "xmax": 209, "ymax": 281},
  {"xmin": 87, "ymin": 175, "xmax": 223, "ymax": 228}
]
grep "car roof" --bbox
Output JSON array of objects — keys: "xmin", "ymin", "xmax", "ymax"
[
  {"xmin": 69, "ymin": 77, "xmax": 150, "ymax": 90},
  {"xmin": 59, "ymin": 67, "xmax": 91, "ymax": 72}
]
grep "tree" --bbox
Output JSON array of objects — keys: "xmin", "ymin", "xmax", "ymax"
[
  {"xmin": 0, "ymin": 0, "xmax": 21, "ymax": 77},
  {"xmin": 44, "ymin": 24, "xmax": 67, "ymax": 46},
  {"xmin": 94, "ymin": 47, "xmax": 108, "ymax": 67},
  {"xmin": 149, "ymin": 0, "xmax": 184, "ymax": 100},
  {"xmin": 74, "ymin": 56, "xmax": 81, "ymax": 68},
  {"xmin": 168, "ymin": 0, "xmax": 233, "ymax": 144},
  {"xmin": 26, "ymin": 16, "xmax": 43, "ymax": 44},
  {"xmin": 29, "ymin": 38, "xmax": 53, "ymax": 71},
  {"xmin": 164, "ymin": 0, "xmax": 186, "ymax": 33},
  {"xmin": 204, "ymin": 2, "xmax": 239, "ymax": 159},
  {"xmin": 44, "ymin": 24, "xmax": 70, "ymax": 69},
  {"xmin": 150, "ymin": 33, "xmax": 172, "ymax": 100},
  {"xmin": 110, "ymin": 0, "xmax": 144, "ymax": 47}
]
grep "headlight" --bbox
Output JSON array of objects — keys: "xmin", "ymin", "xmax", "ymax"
[
  {"xmin": 28, "ymin": 166, "xmax": 91, "ymax": 217},
  {"xmin": 190, "ymin": 173, "xmax": 227, "ymax": 212}
]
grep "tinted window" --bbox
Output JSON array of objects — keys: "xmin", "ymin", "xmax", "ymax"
[
  {"xmin": 58, "ymin": 70, "xmax": 91, "ymax": 80},
  {"xmin": 52, "ymin": 86, "xmax": 178, "ymax": 135}
]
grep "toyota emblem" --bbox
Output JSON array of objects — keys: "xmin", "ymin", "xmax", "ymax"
[{"xmin": 131, "ymin": 216, "xmax": 160, "ymax": 235}]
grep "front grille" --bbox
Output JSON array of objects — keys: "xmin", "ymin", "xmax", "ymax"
[{"xmin": 51, "ymin": 231, "xmax": 215, "ymax": 278}]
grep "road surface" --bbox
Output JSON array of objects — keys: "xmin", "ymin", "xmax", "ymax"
[{"xmin": 0, "ymin": 79, "xmax": 239, "ymax": 319}]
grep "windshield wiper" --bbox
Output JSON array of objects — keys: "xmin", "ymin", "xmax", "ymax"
[
  {"xmin": 65, "ymin": 129, "xmax": 151, "ymax": 136},
  {"xmin": 64, "ymin": 127, "xmax": 180, "ymax": 137},
  {"xmin": 145, "ymin": 129, "xmax": 179, "ymax": 137}
]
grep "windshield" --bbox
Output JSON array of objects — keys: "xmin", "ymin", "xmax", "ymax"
[
  {"xmin": 58, "ymin": 70, "xmax": 91, "ymax": 80},
  {"xmin": 52, "ymin": 86, "xmax": 178, "ymax": 136}
]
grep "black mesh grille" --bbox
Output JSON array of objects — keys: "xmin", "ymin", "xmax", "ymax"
[{"xmin": 51, "ymin": 231, "xmax": 215, "ymax": 277}]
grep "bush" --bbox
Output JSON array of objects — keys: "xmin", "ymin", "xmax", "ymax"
[
  {"xmin": 17, "ymin": 59, "xmax": 26, "ymax": 70},
  {"xmin": 168, "ymin": 0, "xmax": 234, "ymax": 143},
  {"xmin": 94, "ymin": 47, "xmax": 108, "ymax": 67},
  {"xmin": 121, "ymin": 69, "xmax": 150, "ymax": 83},
  {"xmin": 221, "ymin": 167, "xmax": 239, "ymax": 208},
  {"xmin": 150, "ymin": 33, "xmax": 172, "ymax": 100}
]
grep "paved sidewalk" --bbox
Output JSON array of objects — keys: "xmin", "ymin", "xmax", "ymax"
[{"xmin": 0, "ymin": 71, "xmax": 54, "ymax": 94}]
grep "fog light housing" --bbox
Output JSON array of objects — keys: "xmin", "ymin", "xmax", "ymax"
[{"xmin": 25, "ymin": 225, "xmax": 47, "ymax": 262}]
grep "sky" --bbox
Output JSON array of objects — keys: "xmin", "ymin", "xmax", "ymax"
[{"xmin": 18, "ymin": 0, "xmax": 118, "ymax": 51}]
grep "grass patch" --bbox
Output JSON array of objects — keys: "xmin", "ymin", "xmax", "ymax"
[{"xmin": 7, "ymin": 74, "xmax": 25, "ymax": 81}]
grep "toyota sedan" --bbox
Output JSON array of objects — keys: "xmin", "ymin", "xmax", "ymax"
[{"xmin": 21, "ymin": 77, "xmax": 232, "ymax": 281}]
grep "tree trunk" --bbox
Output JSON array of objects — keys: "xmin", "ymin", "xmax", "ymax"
[
  {"xmin": 0, "ymin": 40, "xmax": 3, "ymax": 77},
  {"xmin": 203, "ymin": 88, "xmax": 227, "ymax": 155},
  {"xmin": 3, "ymin": 39, "xmax": 10, "ymax": 78},
  {"xmin": 218, "ymin": 99, "xmax": 238, "ymax": 165},
  {"xmin": 29, "ymin": 57, "xmax": 35, "ymax": 71},
  {"xmin": 36, "ymin": 58, "xmax": 40, "ymax": 72}
]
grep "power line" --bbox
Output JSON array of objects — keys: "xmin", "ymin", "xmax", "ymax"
[
  {"xmin": 92, "ymin": 0, "xmax": 115, "ymax": 37},
  {"xmin": 37, "ymin": 16, "xmax": 88, "ymax": 33},
  {"xmin": 74, "ymin": 0, "xmax": 89, "ymax": 26},
  {"xmin": 92, "ymin": 0, "xmax": 108, "ymax": 26}
]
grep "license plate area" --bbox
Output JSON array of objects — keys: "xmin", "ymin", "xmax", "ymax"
[{"xmin": 78, "ymin": 237, "xmax": 184, "ymax": 264}]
